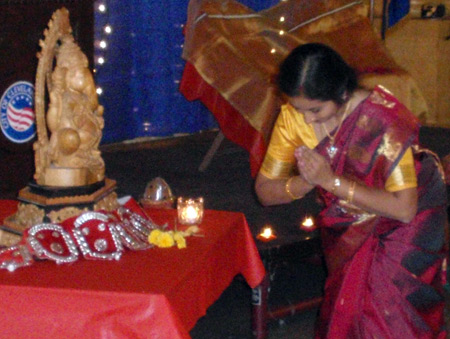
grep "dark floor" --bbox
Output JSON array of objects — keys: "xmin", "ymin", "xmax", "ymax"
[{"xmin": 98, "ymin": 127, "xmax": 450, "ymax": 339}]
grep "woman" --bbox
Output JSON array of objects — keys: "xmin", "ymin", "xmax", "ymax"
[{"xmin": 255, "ymin": 43, "xmax": 448, "ymax": 338}]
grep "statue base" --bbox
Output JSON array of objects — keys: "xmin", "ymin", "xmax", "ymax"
[{"xmin": 4, "ymin": 178, "xmax": 119, "ymax": 234}]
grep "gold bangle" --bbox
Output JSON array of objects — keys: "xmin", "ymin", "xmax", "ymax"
[
  {"xmin": 285, "ymin": 177, "xmax": 302, "ymax": 200},
  {"xmin": 347, "ymin": 181, "xmax": 356, "ymax": 203}
]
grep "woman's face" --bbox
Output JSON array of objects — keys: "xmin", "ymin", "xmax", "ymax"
[{"xmin": 288, "ymin": 95, "xmax": 340, "ymax": 125}]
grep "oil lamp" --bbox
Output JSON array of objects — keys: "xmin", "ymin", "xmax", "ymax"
[
  {"xmin": 257, "ymin": 225, "xmax": 277, "ymax": 242},
  {"xmin": 300, "ymin": 216, "xmax": 316, "ymax": 232}
]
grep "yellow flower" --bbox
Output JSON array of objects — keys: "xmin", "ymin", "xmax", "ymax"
[
  {"xmin": 173, "ymin": 231, "xmax": 187, "ymax": 249},
  {"xmin": 157, "ymin": 232, "xmax": 175, "ymax": 248},
  {"xmin": 148, "ymin": 228, "xmax": 191, "ymax": 249},
  {"xmin": 148, "ymin": 229, "xmax": 163, "ymax": 245}
]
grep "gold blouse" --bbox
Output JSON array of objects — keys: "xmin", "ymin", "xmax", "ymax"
[{"xmin": 260, "ymin": 104, "xmax": 417, "ymax": 192}]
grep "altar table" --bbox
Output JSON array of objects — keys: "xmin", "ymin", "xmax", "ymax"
[{"xmin": 0, "ymin": 201, "xmax": 265, "ymax": 338}]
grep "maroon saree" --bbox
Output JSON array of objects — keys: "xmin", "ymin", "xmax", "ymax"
[{"xmin": 314, "ymin": 86, "xmax": 448, "ymax": 338}]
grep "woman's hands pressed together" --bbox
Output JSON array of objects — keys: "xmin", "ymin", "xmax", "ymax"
[
  {"xmin": 295, "ymin": 146, "xmax": 334, "ymax": 188},
  {"xmin": 294, "ymin": 146, "xmax": 418, "ymax": 223}
]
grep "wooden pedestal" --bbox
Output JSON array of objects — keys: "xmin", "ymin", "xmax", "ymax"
[{"xmin": 4, "ymin": 178, "xmax": 118, "ymax": 233}]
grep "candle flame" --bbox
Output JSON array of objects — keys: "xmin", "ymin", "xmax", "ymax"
[
  {"xmin": 260, "ymin": 226, "xmax": 273, "ymax": 238},
  {"xmin": 300, "ymin": 216, "xmax": 316, "ymax": 232},
  {"xmin": 178, "ymin": 197, "xmax": 204, "ymax": 225},
  {"xmin": 302, "ymin": 217, "xmax": 314, "ymax": 227},
  {"xmin": 185, "ymin": 206, "xmax": 198, "ymax": 219},
  {"xmin": 257, "ymin": 225, "xmax": 277, "ymax": 242}
]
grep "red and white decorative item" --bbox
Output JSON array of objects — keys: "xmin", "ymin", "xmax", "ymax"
[
  {"xmin": 0, "ymin": 197, "xmax": 161, "ymax": 272},
  {"xmin": 70, "ymin": 212, "xmax": 123, "ymax": 261},
  {"xmin": 25, "ymin": 223, "xmax": 79, "ymax": 264},
  {"xmin": 0, "ymin": 245, "xmax": 33, "ymax": 272}
]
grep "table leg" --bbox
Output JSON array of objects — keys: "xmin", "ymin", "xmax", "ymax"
[
  {"xmin": 198, "ymin": 131, "xmax": 225, "ymax": 172},
  {"xmin": 251, "ymin": 272, "xmax": 269, "ymax": 339}
]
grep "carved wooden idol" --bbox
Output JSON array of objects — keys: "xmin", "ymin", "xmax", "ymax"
[{"xmin": 4, "ymin": 8, "xmax": 118, "ymax": 233}]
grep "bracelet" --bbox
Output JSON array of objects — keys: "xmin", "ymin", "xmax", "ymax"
[
  {"xmin": 347, "ymin": 181, "xmax": 356, "ymax": 203},
  {"xmin": 285, "ymin": 177, "xmax": 302, "ymax": 200},
  {"xmin": 330, "ymin": 177, "xmax": 341, "ymax": 195}
]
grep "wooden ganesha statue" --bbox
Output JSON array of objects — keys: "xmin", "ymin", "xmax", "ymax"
[{"xmin": 34, "ymin": 8, "xmax": 105, "ymax": 187}]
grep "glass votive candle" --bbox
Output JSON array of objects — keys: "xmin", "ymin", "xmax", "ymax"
[{"xmin": 177, "ymin": 197, "xmax": 204, "ymax": 225}]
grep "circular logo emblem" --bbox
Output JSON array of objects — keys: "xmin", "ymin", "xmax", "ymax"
[{"xmin": 0, "ymin": 81, "xmax": 36, "ymax": 143}]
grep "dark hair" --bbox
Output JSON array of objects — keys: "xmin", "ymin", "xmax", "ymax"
[{"xmin": 278, "ymin": 43, "xmax": 357, "ymax": 104}]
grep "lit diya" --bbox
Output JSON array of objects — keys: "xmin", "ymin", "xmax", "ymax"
[
  {"xmin": 257, "ymin": 225, "xmax": 277, "ymax": 242},
  {"xmin": 300, "ymin": 216, "xmax": 317, "ymax": 232}
]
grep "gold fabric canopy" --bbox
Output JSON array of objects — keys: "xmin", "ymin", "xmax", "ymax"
[{"xmin": 182, "ymin": 0, "xmax": 429, "ymax": 144}]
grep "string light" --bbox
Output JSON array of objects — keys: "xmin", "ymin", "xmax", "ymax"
[
  {"xmin": 98, "ymin": 3, "xmax": 106, "ymax": 12},
  {"xmin": 142, "ymin": 122, "xmax": 151, "ymax": 132},
  {"xmin": 279, "ymin": 16, "xmax": 285, "ymax": 22},
  {"xmin": 94, "ymin": 1, "xmax": 113, "ymax": 96},
  {"xmin": 279, "ymin": 30, "xmax": 285, "ymax": 35}
]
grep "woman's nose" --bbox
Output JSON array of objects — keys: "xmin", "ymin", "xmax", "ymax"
[{"xmin": 303, "ymin": 112, "xmax": 315, "ymax": 124}]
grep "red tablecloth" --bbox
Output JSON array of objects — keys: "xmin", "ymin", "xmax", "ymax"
[{"xmin": 0, "ymin": 201, "xmax": 265, "ymax": 338}]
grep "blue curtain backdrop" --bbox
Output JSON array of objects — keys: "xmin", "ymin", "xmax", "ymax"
[
  {"xmin": 94, "ymin": 0, "xmax": 278, "ymax": 144},
  {"xmin": 388, "ymin": 0, "xmax": 410, "ymax": 27}
]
